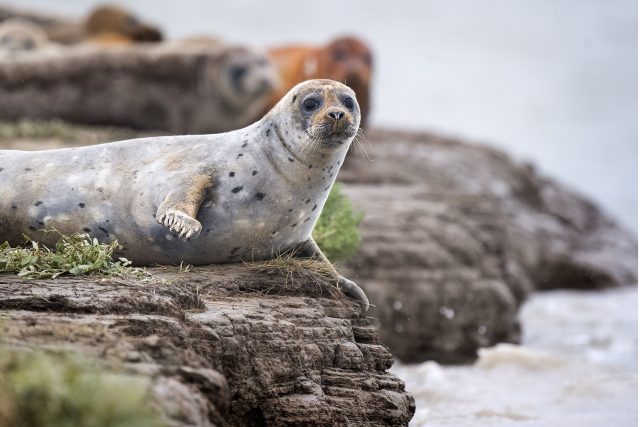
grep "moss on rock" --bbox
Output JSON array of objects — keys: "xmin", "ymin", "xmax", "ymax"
[{"xmin": 0, "ymin": 347, "xmax": 163, "ymax": 427}]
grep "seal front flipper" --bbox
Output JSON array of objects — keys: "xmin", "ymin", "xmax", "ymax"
[
  {"xmin": 156, "ymin": 171, "xmax": 215, "ymax": 242},
  {"xmin": 157, "ymin": 209, "xmax": 202, "ymax": 241},
  {"xmin": 296, "ymin": 238, "xmax": 370, "ymax": 312}
]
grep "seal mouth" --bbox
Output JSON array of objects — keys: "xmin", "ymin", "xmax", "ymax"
[{"xmin": 306, "ymin": 124, "xmax": 356, "ymax": 147}]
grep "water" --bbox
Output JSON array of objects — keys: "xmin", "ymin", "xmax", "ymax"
[
  {"xmin": 8, "ymin": 0, "xmax": 639, "ymax": 231},
  {"xmin": 392, "ymin": 287, "xmax": 638, "ymax": 426}
]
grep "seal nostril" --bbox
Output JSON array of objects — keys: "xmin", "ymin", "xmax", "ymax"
[{"xmin": 328, "ymin": 111, "xmax": 345, "ymax": 121}]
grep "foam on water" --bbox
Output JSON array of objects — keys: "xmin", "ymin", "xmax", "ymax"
[{"xmin": 392, "ymin": 287, "xmax": 638, "ymax": 426}]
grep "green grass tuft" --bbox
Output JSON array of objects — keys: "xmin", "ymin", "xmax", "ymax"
[
  {"xmin": 0, "ymin": 232, "xmax": 146, "ymax": 279},
  {"xmin": 0, "ymin": 348, "xmax": 163, "ymax": 427},
  {"xmin": 313, "ymin": 182, "xmax": 364, "ymax": 263}
]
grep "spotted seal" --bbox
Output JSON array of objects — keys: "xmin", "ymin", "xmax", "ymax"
[{"xmin": 0, "ymin": 79, "xmax": 369, "ymax": 310}]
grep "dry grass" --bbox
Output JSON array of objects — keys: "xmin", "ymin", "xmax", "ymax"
[{"xmin": 245, "ymin": 252, "xmax": 342, "ymax": 298}]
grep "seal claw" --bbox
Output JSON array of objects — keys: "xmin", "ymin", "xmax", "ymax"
[
  {"xmin": 338, "ymin": 276, "xmax": 369, "ymax": 312},
  {"xmin": 157, "ymin": 209, "xmax": 202, "ymax": 242}
]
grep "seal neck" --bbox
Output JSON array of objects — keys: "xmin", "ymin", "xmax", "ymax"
[{"xmin": 256, "ymin": 118, "xmax": 350, "ymax": 185}]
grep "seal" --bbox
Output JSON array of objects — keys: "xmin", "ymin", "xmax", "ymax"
[
  {"xmin": 0, "ymin": 18, "xmax": 50, "ymax": 58},
  {"xmin": 84, "ymin": 4, "xmax": 163, "ymax": 43},
  {"xmin": 267, "ymin": 36, "xmax": 373, "ymax": 127},
  {"xmin": 0, "ymin": 79, "xmax": 369, "ymax": 310}
]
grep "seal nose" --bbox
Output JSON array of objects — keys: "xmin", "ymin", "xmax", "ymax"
[{"xmin": 328, "ymin": 110, "xmax": 345, "ymax": 121}]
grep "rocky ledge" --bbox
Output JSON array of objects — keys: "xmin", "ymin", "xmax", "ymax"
[{"xmin": 0, "ymin": 263, "xmax": 415, "ymax": 426}]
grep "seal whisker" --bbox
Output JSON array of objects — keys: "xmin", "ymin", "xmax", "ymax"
[
  {"xmin": 353, "ymin": 127, "xmax": 374, "ymax": 161},
  {"xmin": 303, "ymin": 123, "xmax": 330, "ymax": 158},
  {"xmin": 300, "ymin": 135, "xmax": 316, "ymax": 158}
]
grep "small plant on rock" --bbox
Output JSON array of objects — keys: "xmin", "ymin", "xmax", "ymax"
[{"xmin": 0, "ymin": 231, "xmax": 145, "ymax": 279}]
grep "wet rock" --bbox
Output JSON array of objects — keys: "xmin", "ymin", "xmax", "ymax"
[{"xmin": 340, "ymin": 129, "xmax": 636, "ymax": 363}]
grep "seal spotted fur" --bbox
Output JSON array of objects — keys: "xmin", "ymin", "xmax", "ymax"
[{"xmin": 0, "ymin": 79, "xmax": 369, "ymax": 309}]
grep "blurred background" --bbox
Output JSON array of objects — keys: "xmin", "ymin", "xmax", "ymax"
[{"xmin": 14, "ymin": 0, "xmax": 638, "ymax": 230}]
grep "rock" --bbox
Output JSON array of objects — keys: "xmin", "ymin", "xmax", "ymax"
[
  {"xmin": 339, "ymin": 129, "xmax": 636, "ymax": 363},
  {"xmin": 0, "ymin": 263, "xmax": 415, "ymax": 426},
  {"xmin": 0, "ymin": 43, "xmax": 277, "ymax": 134}
]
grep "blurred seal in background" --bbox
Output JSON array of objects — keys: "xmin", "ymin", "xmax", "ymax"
[
  {"xmin": 0, "ymin": 18, "xmax": 54, "ymax": 59},
  {"xmin": 84, "ymin": 4, "xmax": 163, "ymax": 44},
  {"xmin": 267, "ymin": 35, "xmax": 373, "ymax": 127},
  {"xmin": 0, "ymin": 3, "xmax": 163, "ymax": 45}
]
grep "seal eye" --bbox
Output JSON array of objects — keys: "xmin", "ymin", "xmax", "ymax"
[
  {"xmin": 22, "ymin": 39, "xmax": 35, "ymax": 50},
  {"xmin": 303, "ymin": 98, "xmax": 319, "ymax": 111},
  {"xmin": 230, "ymin": 65, "xmax": 247, "ymax": 81},
  {"xmin": 343, "ymin": 97, "xmax": 355, "ymax": 110}
]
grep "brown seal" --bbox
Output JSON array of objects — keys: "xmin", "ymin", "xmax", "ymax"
[
  {"xmin": 85, "ymin": 4, "xmax": 163, "ymax": 43},
  {"xmin": 267, "ymin": 35, "xmax": 373, "ymax": 127}
]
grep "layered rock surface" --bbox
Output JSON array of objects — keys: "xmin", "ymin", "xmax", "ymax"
[
  {"xmin": 0, "ymin": 264, "xmax": 415, "ymax": 426},
  {"xmin": 340, "ymin": 129, "xmax": 637, "ymax": 363}
]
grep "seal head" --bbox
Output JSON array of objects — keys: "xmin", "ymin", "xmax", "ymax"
[
  {"xmin": 0, "ymin": 18, "xmax": 48, "ymax": 58},
  {"xmin": 270, "ymin": 78, "xmax": 360, "ymax": 152},
  {"xmin": 216, "ymin": 47, "xmax": 279, "ymax": 113}
]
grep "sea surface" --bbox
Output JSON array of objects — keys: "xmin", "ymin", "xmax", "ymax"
[
  {"xmin": 11, "ymin": 0, "xmax": 639, "ymax": 231},
  {"xmin": 392, "ymin": 286, "xmax": 638, "ymax": 427}
]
